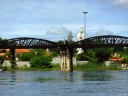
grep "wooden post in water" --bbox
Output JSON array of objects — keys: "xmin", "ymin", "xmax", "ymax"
[
  {"xmin": 67, "ymin": 47, "xmax": 73, "ymax": 72},
  {"xmin": 60, "ymin": 47, "xmax": 73, "ymax": 71}
]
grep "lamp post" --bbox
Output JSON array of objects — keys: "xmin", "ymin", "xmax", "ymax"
[{"xmin": 83, "ymin": 11, "xmax": 88, "ymax": 38}]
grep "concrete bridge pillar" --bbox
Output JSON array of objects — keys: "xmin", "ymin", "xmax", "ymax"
[
  {"xmin": 9, "ymin": 48, "xmax": 16, "ymax": 69},
  {"xmin": 60, "ymin": 48, "xmax": 73, "ymax": 71}
]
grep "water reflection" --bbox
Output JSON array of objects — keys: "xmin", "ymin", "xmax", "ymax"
[
  {"xmin": 0, "ymin": 71, "xmax": 16, "ymax": 85},
  {"xmin": 60, "ymin": 72, "xmax": 74, "ymax": 82},
  {"xmin": 34, "ymin": 77, "xmax": 54, "ymax": 82},
  {"xmin": 8, "ymin": 71, "xmax": 17, "ymax": 84},
  {"xmin": 0, "ymin": 71, "xmax": 25, "ymax": 85},
  {"xmin": 0, "ymin": 71, "xmax": 128, "ymax": 96},
  {"xmin": 81, "ymin": 71, "xmax": 113, "ymax": 81}
]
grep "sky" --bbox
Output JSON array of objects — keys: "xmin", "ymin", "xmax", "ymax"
[{"xmin": 0, "ymin": 0, "xmax": 128, "ymax": 41}]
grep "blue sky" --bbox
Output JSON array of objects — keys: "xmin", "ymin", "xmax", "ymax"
[{"xmin": 0, "ymin": 0, "xmax": 128, "ymax": 41}]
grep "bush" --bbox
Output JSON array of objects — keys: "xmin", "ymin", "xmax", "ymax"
[
  {"xmin": 30, "ymin": 56, "xmax": 52, "ymax": 68},
  {"xmin": 76, "ymin": 49, "xmax": 97, "ymax": 62},
  {"xmin": 18, "ymin": 53, "xmax": 32, "ymax": 61},
  {"xmin": 77, "ymin": 61, "xmax": 101, "ymax": 70},
  {"xmin": 0, "ymin": 56, "xmax": 4, "ymax": 68}
]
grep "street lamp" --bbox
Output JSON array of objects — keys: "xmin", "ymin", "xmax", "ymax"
[{"xmin": 83, "ymin": 11, "xmax": 88, "ymax": 38}]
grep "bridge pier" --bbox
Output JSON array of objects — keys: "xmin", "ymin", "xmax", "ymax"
[
  {"xmin": 9, "ymin": 48, "xmax": 16, "ymax": 69},
  {"xmin": 60, "ymin": 48, "xmax": 73, "ymax": 72}
]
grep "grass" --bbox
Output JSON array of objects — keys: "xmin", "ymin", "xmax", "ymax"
[
  {"xmin": 74, "ymin": 62, "xmax": 122, "ymax": 71},
  {"xmin": 1, "ymin": 64, "xmax": 60, "ymax": 71},
  {"xmin": 1, "ymin": 63, "xmax": 122, "ymax": 71}
]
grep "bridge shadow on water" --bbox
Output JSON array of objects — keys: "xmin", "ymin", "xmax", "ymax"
[
  {"xmin": 58, "ymin": 71, "xmax": 114, "ymax": 82},
  {"xmin": 81, "ymin": 71, "xmax": 114, "ymax": 81},
  {"xmin": 60, "ymin": 72, "xmax": 74, "ymax": 82}
]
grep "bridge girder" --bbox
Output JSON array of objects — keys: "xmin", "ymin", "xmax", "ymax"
[
  {"xmin": 0, "ymin": 35, "xmax": 128, "ymax": 49},
  {"xmin": 76, "ymin": 35, "xmax": 128, "ymax": 48},
  {"xmin": 0, "ymin": 37, "xmax": 57, "ymax": 49}
]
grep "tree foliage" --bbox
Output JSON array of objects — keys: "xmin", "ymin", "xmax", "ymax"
[
  {"xmin": 0, "ymin": 56, "xmax": 5, "ymax": 68},
  {"xmin": 67, "ymin": 31, "xmax": 73, "ymax": 42},
  {"xmin": 76, "ymin": 48, "xmax": 113, "ymax": 63},
  {"xmin": 76, "ymin": 49, "xmax": 97, "ymax": 63},
  {"xmin": 17, "ymin": 49, "xmax": 54, "ymax": 68},
  {"xmin": 94, "ymin": 48, "xmax": 113, "ymax": 62},
  {"xmin": 17, "ymin": 53, "xmax": 32, "ymax": 61},
  {"xmin": 30, "ymin": 56, "xmax": 52, "ymax": 68}
]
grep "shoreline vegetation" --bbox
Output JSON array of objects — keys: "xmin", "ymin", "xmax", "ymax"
[
  {"xmin": 1, "ymin": 63, "xmax": 122, "ymax": 71},
  {"xmin": 0, "ymin": 48, "xmax": 128, "ymax": 71}
]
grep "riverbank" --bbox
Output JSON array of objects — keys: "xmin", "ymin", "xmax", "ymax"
[
  {"xmin": 74, "ymin": 65, "xmax": 122, "ymax": 71},
  {"xmin": 1, "ymin": 64, "xmax": 123, "ymax": 71},
  {"xmin": 1, "ymin": 59, "xmax": 125, "ymax": 71},
  {"xmin": 1, "ymin": 60, "xmax": 124, "ymax": 71}
]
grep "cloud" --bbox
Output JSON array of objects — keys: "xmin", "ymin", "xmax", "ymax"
[
  {"xmin": 46, "ymin": 26, "xmax": 73, "ymax": 40},
  {"xmin": 86, "ymin": 24, "xmax": 128, "ymax": 37},
  {"xmin": 112, "ymin": 0, "xmax": 128, "ymax": 5},
  {"xmin": 94, "ymin": 29, "xmax": 114, "ymax": 36},
  {"xmin": 0, "ymin": 0, "xmax": 128, "ymax": 41},
  {"xmin": 46, "ymin": 27, "xmax": 70, "ymax": 35},
  {"xmin": 105, "ymin": 0, "xmax": 128, "ymax": 8}
]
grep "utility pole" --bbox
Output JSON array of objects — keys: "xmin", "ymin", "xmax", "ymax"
[{"xmin": 83, "ymin": 11, "xmax": 88, "ymax": 38}]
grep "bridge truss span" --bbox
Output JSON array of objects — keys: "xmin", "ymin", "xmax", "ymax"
[
  {"xmin": 76, "ymin": 35, "xmax": 128, "ymax": 48},
  {"xmin": 0, "ymin": 37, "xmax": 57, "ymax": 49}
]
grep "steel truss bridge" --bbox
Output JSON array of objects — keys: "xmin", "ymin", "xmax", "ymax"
[{"xmin": 1, "ymin": 35, "xmax": 128, "ymax": 71}]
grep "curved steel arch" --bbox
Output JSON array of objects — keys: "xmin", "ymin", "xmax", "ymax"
[
  {"xmin": 0, "ymin": 35, "xmax": 128, "ymax": 49},
  {"xmin": 0, "ymin": 37, "xmax": 57, "ymax": 49},
  {"xmin": 76, "ymin": 35, "xmax": 128, "ymax": 48}
]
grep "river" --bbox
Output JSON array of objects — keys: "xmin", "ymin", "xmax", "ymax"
[{"xmin": 0, "ymin": 71, "xmax": 128, "ymax": 96}]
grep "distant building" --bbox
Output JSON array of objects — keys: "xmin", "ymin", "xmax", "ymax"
[
  {"xmin": 15, "ymin": 49, "xmax": 31, "ymax": 53},
  {"xmin": 76, "ymin": 27, "xmax": 85, "ymax": 54},
  {"xmin": 109, "ymin": 53, "xmax": 123, "ymax": 62},
  {"xmin": 77, "ymin": 27, "xmax": 85, "ymax": 41},
  {"xmin": 0, "ymin": 49, "xmax": 31, "ymax": 59}
]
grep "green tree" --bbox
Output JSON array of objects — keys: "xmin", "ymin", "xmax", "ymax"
[
  {"xmin": 94, "ymin": 48, "xmax": 113, "ymax": 62},
  {"xmin": 113, "ymin": 47, "xmax": 125, "ymax": 53},
  {"xmin": 0, "ymin": 55, "xmax": 5, "ymax": 68},
  {"xmin": 76, "ymin": 49, "xmax": 97, "ymax": 63},
  {"xmin": 76, "ymin": 48, "xmax": 113, "ymax": 63},
  {"xmin": 18, "ymin": 53, "xmax": 32, "ymax": 61},
  {"xmin": 30, "ymin": 49, "xmax": 45, "ymax": 56},
  {"xmin": 0, "ymin": 37, "xmax": 4, "ymax": 41},
  {"xmin": 67, "ymin": 31, "xmax": 73, "ymax": 43},
  {"xmin": 30, "ymin": 56, "xmax": 52, "ymax": 68}
]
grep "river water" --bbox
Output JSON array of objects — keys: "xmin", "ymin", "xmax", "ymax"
[{"xmin": 0, "ymin": 71, "xmax": 128, "ymax": 96}]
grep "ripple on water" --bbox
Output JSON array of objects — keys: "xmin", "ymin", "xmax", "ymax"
[{"xmin": 0, "ymin": 71, "xmax": 128, "ymax": 96}]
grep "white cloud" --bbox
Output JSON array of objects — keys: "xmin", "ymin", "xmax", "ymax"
[
  {"xmin": 113, "ymin": 0, "xmax": 128, "ymax": 5},
  {"xmin": 104, "ymin": 0, "xmax": 128, "ymax": 8},
  {"xmin": 86, "ymin": 24, "xmax": 128, "ymax": 37},
  {"xmin": 0, "ymin": 0, "xmax": 128, "ymax": 41},
  {"xmin": 46, "ymin": 27, "xmax": 71, "ymax": 35},
  {"xmin": 0, "ymin": 23, "xmax": 128, "ymax": 41}
]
